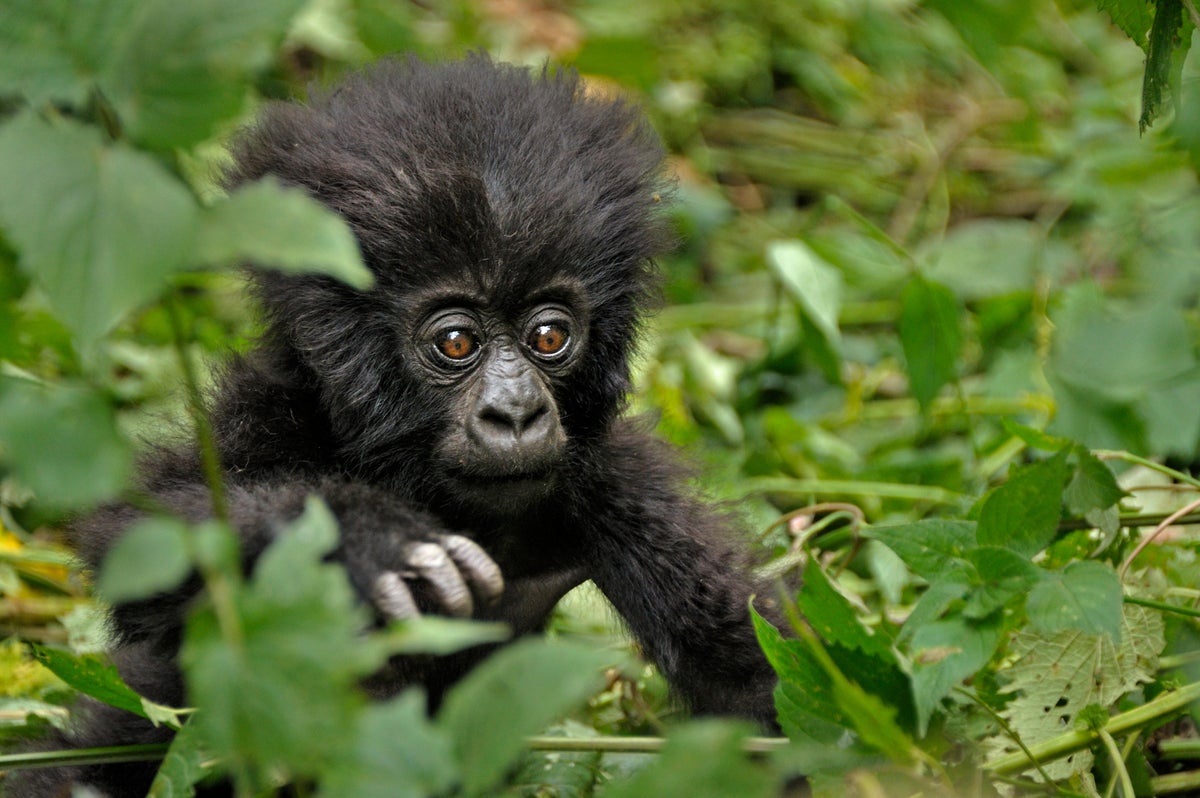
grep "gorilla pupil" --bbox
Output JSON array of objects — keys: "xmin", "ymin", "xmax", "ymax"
[
  {"xmin": 531, "ymin": 324, "xmax": 567, "ymax": 355},
  {"xmin": 439, "ymin": 330, "xmax": 475, "ymax": 360}
]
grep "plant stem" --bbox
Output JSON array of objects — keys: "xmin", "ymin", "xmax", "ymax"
[
  {"xmin": 1150, "ymin": 769, "xmax": 1200, "ymax": 796},
  {"xmin": 0, "ymin": 744, "xmax": 170, "ymax": 770},
  {"xmin": 1124, "ymin": 595, "xmax": 1200, "ymax": 620},
  {"xmin": 1096, "ymin": 728, "xmax": 1134, "ymax": 798},
  {"xmin": 525, "ymin": 735, "xmax": 788, "ymax": 753},
  {"xmin": 1094, "ymin": 451, "xmax": 1200, "ymax": 490},
  {"xmin": 165, "ymin": 296, "xmax": 228, "ymax": 522},
  {"xmin": 740, "ymin": 476, "xmax": 964, "ymax": 505},
  {"xmin": 984, "ymin": 681, "xmax": 1200, "ymax": 775}
]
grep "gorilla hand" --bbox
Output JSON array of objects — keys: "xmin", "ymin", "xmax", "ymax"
[{"xmin": 364, "ymin": 533, "xmax": 504, "ymax": 620}]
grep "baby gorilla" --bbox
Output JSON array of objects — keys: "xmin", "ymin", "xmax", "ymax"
[{"xmin": 11, "ymin": 55, "xmax": 780, "ymax": 797}]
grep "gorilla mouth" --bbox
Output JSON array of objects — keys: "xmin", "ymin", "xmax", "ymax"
[{"xmin": 467, "ymin": 468, "xmax": 553, "ymax": 485}]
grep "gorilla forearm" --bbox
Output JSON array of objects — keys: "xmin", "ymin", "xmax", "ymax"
[{"xmin": 574, "ymin": 426, "xmax": 779, "ymax": 724}]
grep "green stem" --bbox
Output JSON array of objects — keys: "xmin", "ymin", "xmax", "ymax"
[
  {"xmin": 525, "ymin": 735, "xmax": 788, "ymax": 754},
  {"xmin": 0, "ymin": 744, "xmax": 170, "ymax": 770},
  {"xmin": 740, "ymin": 476, "xmax": 964, "ymax": 505},
  {"xmin": 165, "ymin": 296, "xmax": 228, "ymax": 522},
  {"xmin": 1058, "ymin": 511, "xmax": 1200, "ymax": 532},
  {"xmin": 1124, "ymin": 595, "xmax": 1200, "ymax": 620},
  {"xmin": 1096, "ymin": 728, "xmax": 1134, "ymax": 798},
  {"xmin": 164, "ymin": 295, "xmax": 243, "ymax": 651},
  {"xmin": 953, "ymin": 687, "xmax": 1056, "ymax": 785},
  {"xmin": 984, "ymin": 681, "xmax": 1200, "ymax": 775},
  {"xmin": 1150, "ymin": 770, "xmax": 1200, "ymax": 796},
  {"xmin": 1094, "ymin": 451, "xmax": 1200, "ymax": 490}
]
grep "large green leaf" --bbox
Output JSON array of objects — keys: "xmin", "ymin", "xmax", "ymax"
[
  {"xmin": 317, "ymin": 691, "xmax": 458, "ymax": 798},
  {"xmin": 865, "ymin": 520, "xmax": 977, "ymax": 582},
  {"xmin": 0, "ymin": 113, "xmax": 198, "ymax": 342},
  {"xmin": 437, "ymin": 638, "xmax": 614, "ymax": 797},
  {"xmin": 976, "ymin": 451, "xmax": 1070, "ymax": 558},
  {"xmin": 909, "ymin": 614, "xmax": 1003, "ymax": 735},
  {"xmin": 104, "ymin": 0, "xmax": 308, "ymax": 149},
  {"xmin": 0, "ymin": 0, "xmax": 137, "ymax": 106},
  {"xmin": 898, "ymin": 274, "xmax": 962, "ymax": 410},
  {"xmin": 1026, "ymin": 560, "xmax": 1124, "ymax": 641},
  {"xmin": 181, "ymin": 498, "xmax": 378, "ymax": 788},
  {"xmin": 98, "ymin": 517, "xmax": 193, "ymax": 605},
  {"xmin": 0, "ymin": 0, "xmax": 307, "ymax": 150},
  {"xmin": 0, "ymin": 378, "xmax": 131, "ymax": 509},
  {"xmin": 196, "ymin": 178, "xmax": 372, "ymax": 289},
  {"xmin": 990, "ymin": 604, "xmax": 1164, "ymax": 781}
]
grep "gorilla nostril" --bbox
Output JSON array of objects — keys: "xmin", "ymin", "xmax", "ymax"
[{"xmin": 477, "ymin": 400, "xmax": 551, "ymax": 439}]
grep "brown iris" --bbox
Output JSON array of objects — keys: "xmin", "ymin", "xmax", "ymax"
[
  {"xmin": 438, "ymin": 329, "xmax": 477, "ymax": 360},
  {"xmin": 529, "ymin": 323, "xmax": 568, "ymax": 356}
]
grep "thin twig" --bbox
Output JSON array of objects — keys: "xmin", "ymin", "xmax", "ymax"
[{"xmin": 1118, "ymin": 497, "xmax": 1200, "ymax": 580}]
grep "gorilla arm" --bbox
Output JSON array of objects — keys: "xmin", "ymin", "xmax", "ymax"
[
  {"xmin": 572, "ymin": 422, "xmax": 781, "ymax": 728},
  {"xmin": 74, "ymin": 477, "xmax": 505, "ymax": 648}
]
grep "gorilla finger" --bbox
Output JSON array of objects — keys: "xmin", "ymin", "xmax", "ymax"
[
  {"xmin": 439, "ymin": 534, "xmax": 504, "ymax": 604},
  {"xmin": 372, "ymin": 571, "xmax": 421, "ymax": 620},
  {"xmin": 406, "ymin": 542, "xmax": 474, "ymax": 617}
]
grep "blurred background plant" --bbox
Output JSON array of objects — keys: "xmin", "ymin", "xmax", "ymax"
[{"xmin": 1, "ymin": 0, "xmax": 1199, "ymax": 796}]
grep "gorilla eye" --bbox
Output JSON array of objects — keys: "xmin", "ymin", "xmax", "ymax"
[
  {"xmin": 437, "ymin": 329, "xmax": 478, "ymax": 361},
  {"xmin": 528, "ymin": 323, "xmax": 569, "ymax": 357}
]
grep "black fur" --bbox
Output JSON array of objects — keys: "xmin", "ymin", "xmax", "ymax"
[{"xmin": 8, "ymin": 55, "xmax": 779, "ymax": 797}]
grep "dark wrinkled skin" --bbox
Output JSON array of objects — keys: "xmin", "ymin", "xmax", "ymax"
[{"xmin": 9, "ymin": 55, "xmax": 782, "ymax": 798}]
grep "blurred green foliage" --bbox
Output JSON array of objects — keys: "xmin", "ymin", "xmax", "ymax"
[{"xmin": 0, "ymin": 0, "xmax": 1199, "ymax": 796}]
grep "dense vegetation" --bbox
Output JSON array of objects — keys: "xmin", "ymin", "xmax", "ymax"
[{"xmin": 0, "ymin": 0, "xmax": 1199, "ymax": 796}]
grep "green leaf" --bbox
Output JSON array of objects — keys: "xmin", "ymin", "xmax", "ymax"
[
  {"xmin": 1064, "ymin": 447, "xmax": 1127, "ymax": 519},
  {"xmin": 181, "ymin": 498, "xmax": 379, "ymax": 787},
  {"xmin": 991, "ymin": 604, "xmax": 1164, "ymax": 781},
  {"xmin": 898, "ymin": 275, "xmax": 962, "ymax": 410},
  {"xmin": 898, "ymin": 577, "xmax": 971, "ymax": 644},
  {"xmin": 30, "ymin": 645, "xmax": 184, "ymax": 727},
  {"xmin": 909, "ymin": 614, "xmax": 1003, "ymax": 736},
  {"xmin": 1140, "ymin": 0, "xmax": 1184, "ymax": 133},
  {"xmin": 317, "ymin": 690, "xmax": 458, "ymax": 798},
  {"xmin": 0, "ymin": 0, "xmax": 124, "ymax": 106},
  {"xmin": 377, "ymin": 617, "xmax": 511, "ymax": 657},
  {"xmin": 752, "ymin": 608, "xmax": 916, "ymax": 764},
  {"xmin": 797, "ymin": 559, "xmax": 893, "ymax": 661},
  {"xmin": 0, "ymin": 378, "xmax": 131, "ymax": 509},
  {"xmin": 0, "ymin": 0, "xmax": 305, "ymax": 149},
  {"xmin": 999, "ymin": 419, "xmax": 1071, "ymax": 452},
  {"xmin": 961, "ymin": 546, "xmax": 1041, "ymax": 620},
  {"xmin": 751, "ymin": 608, "xmax": 853, "ymax": 746},
  {"xmin": 196, "ymin": 178, "xmax": 372, "ymax": 290},
  {"xmin": 506, "ymin": 721, "xmax": 602, "ymax": 798},
  {"xmin": 976, "ymin": 451, "xmax": 1070, "ymax": 558},
  {"xmin": 1050, "ymin": 286, "xmax": 1196, "ymax": 404},
  {"xmin": 0, "ymin": 113, "xmax": 198, "ymax": 342},
  {"xmin": 1026, "ymin": 561, "xmax": 1124, "ymax": 641},
  {"xmin": 767, "ymin": 239, "xmax": 843, "ymax": 383},
  {"xmin": 924, "ymin": 220, "xmax": 1040, "ymax": 300},
  {"xmin": 437, "ymin": 638, "xmax": 614, "ymax": 797},
  {"xmin": 148, "ymin": 720, "xmax": 214, "ymax": 798},
  {"xmin": 98, "ymin": 517, "xmax": 193, "ymax": 604},
  {"xmin": 1096, "ymin": 0, "xmax": 1154, "ymax": 48},
  {"xmin": 602, "ymin": 720, "xmax": 778, "ymax": 798},
  {"xmin": 103, "ymin": 0, "xmax": 308, "ymax": 149},
  {"xmin": 865, "ymin": 520, "xmax": 977, "ymax": 582}
]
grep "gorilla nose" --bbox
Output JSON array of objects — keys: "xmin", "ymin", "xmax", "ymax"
[
  {"xmin": 477, "ymin": 396, "xmax": 550, "ymax": 439},
  {"xmin": 468, "ymin": 366, "xmax": 565, "ymax": 463}
]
